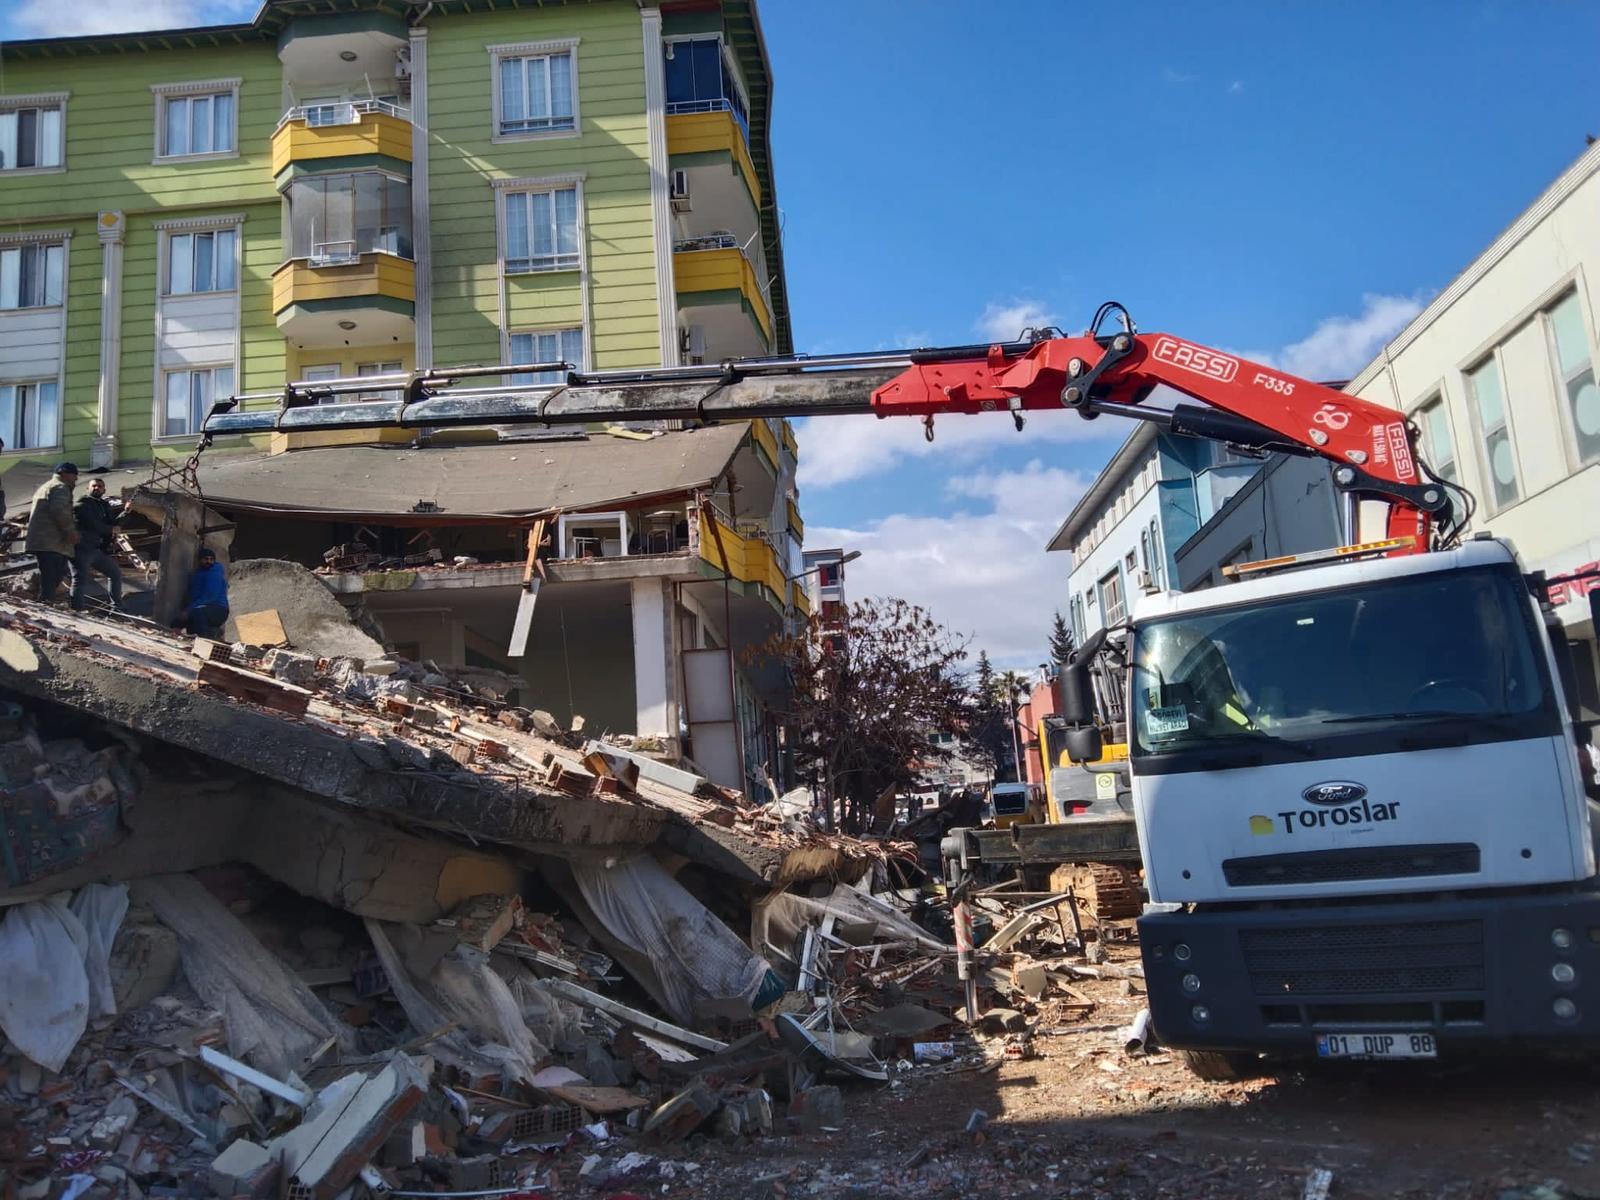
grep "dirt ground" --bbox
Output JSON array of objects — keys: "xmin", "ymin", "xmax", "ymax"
[{"xmin": 562, "ymin": 947, "xmax": 1600, "ymax": 1200}]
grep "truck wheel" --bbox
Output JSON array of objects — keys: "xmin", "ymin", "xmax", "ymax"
[{"xmin": 1179, "ymin": 1048, "xmax": 1261, "ymax": 1082}]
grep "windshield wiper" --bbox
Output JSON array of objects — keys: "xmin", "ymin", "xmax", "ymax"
[
  {"xmin": 1152, "ymin": 728, "xmax": 1317, "ymax": 759},
  {"xmin": 1322, "ymin": 710, "xmax": 1521, "ymax": 732}
]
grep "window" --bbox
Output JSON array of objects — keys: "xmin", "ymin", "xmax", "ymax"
[
  {"xmin": 163, "ymin": 365, "xmax": 234, "ymax": 438},
  {"xmin": 0, "ymin": 241, "xmax": 64, "ymax": 309},
  {"xmin": 160, "ymin": 91, "xmax": 234, "ymax": 158},
  {"xmin": 1466, "ymin": 354, "xmax": 1519, "ymax": 509},
  {"xmin": 1147, "ymin": 518, "xmax": 1164, "ymax": 590},
  {"xmin": 509, "ymin": 328, "xmax": 582, "ymax": 385},
  {"xmin": 1125, "ymin": 549, "xmax": 1138, "ymax": 576},
  {"xmin": 1546, "ymin": 290, "xmax": 1600, "ymax": 464},
  {"xmin": 504, "ymin": 187, "xmax": 580, "ymax": 273},
  {"xmin": 299, "ymin": 364, "xmax": 340, "ymax": 402},
  {"xmin": 1414, "ymin": 395, "xmax": 1457, "ymax": 483},
  {"xmin": 282, "ymin": 172, "xmax": 412, "ymax": 262},
  {"xmin": 357, "ymin": 360, "xmax": 404, "ymax": 402},
  {"xmin": 1069, "ymin": 594, "xmax": 1086, "ymax": 643},
  {"xmin": 664, "ymin": 37, "xmax": 748, "ymax": 140},
  {"xmin": 0, "ymin": 381, "xmax": 60, "ymax": 449},
  {"xmin": 0, "ymin": 102, "xmax": 63, "ymax": 171},
  {"xmin": 166, "ymin": 229, "xmax": 236, "ymax": 295},
  {"xmin": 817, "ymin": 561, "xmax": 841, "ymax": 587},
  {"xmin": 495, "ymin": 45, "xmax": 576, "ymax": 137},
  {"xmin": 1098, "ymin": 568, "xmax": 1125, "ymax": 627}
]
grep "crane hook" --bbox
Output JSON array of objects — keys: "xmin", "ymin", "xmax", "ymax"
[{"xmin": 923, "ymin": 413, "xmax": 936, "ymax": 443}]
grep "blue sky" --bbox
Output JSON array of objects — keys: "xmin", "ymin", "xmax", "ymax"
[{"xmin": 4, "ymin": 0, "xmax": 1599, "ymax": 666}]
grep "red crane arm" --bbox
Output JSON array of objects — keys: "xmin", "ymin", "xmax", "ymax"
[{"xmin": 869, "ymin": 331, "xmax": 1449, "ymax": 550}]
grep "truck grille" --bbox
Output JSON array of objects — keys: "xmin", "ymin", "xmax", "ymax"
[
  {"xmin": 1222, "ymin": 843, "xmax": 1480, "ymax": 887},
  {"xmin": 1239, "ymin": 919, "xmax": 1485, "ymax": 995}
]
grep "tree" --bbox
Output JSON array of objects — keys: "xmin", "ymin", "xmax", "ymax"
[
  {"xmin": 992, "ymin": 669, "xmax": 1030, "ymax": 782},
  {"xmin": 1049, "ymin": 611, "xmax": 1075, "ymax": 668},
  {"xmin": 967, "ymin": 650, "xmax": 1010, "ymax": 778},
  {"xmin": 754, "ymin": 598, "xmax": 975, "ymax": 833}
]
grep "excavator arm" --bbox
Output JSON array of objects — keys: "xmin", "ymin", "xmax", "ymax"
[{"xmin": 204, "ymin": 303, "xmax": 1459, "ymax": 549}]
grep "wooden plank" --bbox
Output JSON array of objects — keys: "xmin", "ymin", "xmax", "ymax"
[
  {"xmin": 543, "ymin": 1085, "xmax": 650, "ymax": 1114},
  {"xmin": 195, "ymin": 661, "xmax": 312, "ymax": 718},
  {"xmin": 234, "ymin": 608, "xmax": 289, "ymax": 648}
]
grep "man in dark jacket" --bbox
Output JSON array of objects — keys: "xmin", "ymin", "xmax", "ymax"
[
  {"xmin": 25, "ymin": 462, "xmax": 79, "ymax": 603},
  {"xmin": 175, "ymin": 546, "xmax": 229, "ymax": 637},
  {"xmin": 72, "ymin": 477, "xmax": 127, "ymax": 611}
]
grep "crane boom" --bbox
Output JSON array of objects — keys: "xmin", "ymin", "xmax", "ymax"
[{"xmin": 204, "ymin": 304, "xmax": 1459, "ymax": 549}]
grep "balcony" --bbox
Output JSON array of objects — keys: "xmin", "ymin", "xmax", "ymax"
[
  {"xmin": 271, "ymin": 101, "xmax": 412, "ymax": 176},
  {"xmin": 666, "ymin": 107, "xmax": 761, "ymax": 211},
  {"xmin": 272, "ymin": 253, "xmax": 415, "ymax": 347},
  {"xmin": 674, "ymin": 241, "xmax": 772, "ymax": 359}
]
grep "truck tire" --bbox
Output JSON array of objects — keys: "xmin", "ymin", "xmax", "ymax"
[{"xmin": 1179, "ymin": 1048, "xmax": 1261, "ymax": 1082}]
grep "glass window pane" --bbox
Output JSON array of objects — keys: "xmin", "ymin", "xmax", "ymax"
[
  {"xmin": 528, "ymin": 56, "xmax": 550, "ymax": 119},
  {"xmin": 1550, "ymin": 293, "xmax": 1591, "ymax": 378},
  {"xmin": 561, "ymin": 327, "xmax": 583, "ymax": 369},
  {"xmin": 194, "ymin": 232, "xmax": 215, "ymax": 292},
  {"xmin": 0, "ymin": 386, "xmax": 13, "ymax": 444},
  {"xmin": 213, "ymin": 366, "xmax": 234, "ymax": 406},
  {"xmin": 531, "ymin": 191, "xmax": 554, "ymax": 259},
  {"xmin": 35, "ymin": 382, "xmax": 58, "ymax": 448},
  {"xmin": 0, "ymin": 111, "xmax": 16, "ymax": 170},
  {"xmin": 0, "ymin": 248, "xmax": 17, "ymax": 309},
  {"xmin": 506, "ymin": 195, "xmax": 530, "ymax": 266},
  {"xmin": 500, "ymin": 57, "xmax": 525, "ymax": 124},
  {"xmin": 17, "ymin": 244, "xmax": 36, "ymax": 307},
  {"xmin": 165, "ymin": 373, "xmax": 189, "ymax": 435},
  {"xmin": 690, "ymin": 40, "xmax": 720, "ymax": 101},
  {"xmin": 169, "ymin": 234, "xmax": 193, "ymax": 294},
  {"xmin": 215, "ymin": 229, "xmax": 236, "ymax": 289},
  {"xmin": 213, "ymin": 92, "xmax": 233, "ymax": 152},
  {"xmin": 166, "ymin": 97, "xmax": 188, "ymax": 156},
  {"xmin": 1469, "ymin": 359, "xmax": 1506, "ymax": 431},
  {"xmin": 38, "ymin": 108, "xmax": 60, "ymax": 167},
  {"xmin": 43, "ymin": 244, "xmax": 62, "ymax": 306},
  {"xmin": 550, "ymin": 52, "xmax": 573, "ymax": 118},
  {"xmin": 554, "ymin": 188, "xmax": 578, "ymax": 256},
  {"xmin": 16, "ymin": 109, "xmax": 36, "ymax": 168},
  {"xmin": 191, "ymin": 96, "xmax": 213, "ymax": 154},
  {"xmin": 664, "ymin": 43, "xmax": 693, "ymax": 105}
]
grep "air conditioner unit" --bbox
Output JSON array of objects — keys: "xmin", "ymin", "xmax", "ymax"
[
  {"xmin": 669, "ymin": 169, "xmax": 691, "ymax": 211},
  {"xmin": 1137, "ymin": 570, "xmax": 1155, "ymax": 592}
]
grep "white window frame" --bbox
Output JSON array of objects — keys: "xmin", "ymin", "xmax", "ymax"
[
  {"xmin": 1464, "ymin": 349, "xmax": 1522, "ymax": 514},
  {"xmin": 496, "ymin": 175, "xmax": 584, "ymax": 275},
  {"xmin": 160, "ymin": 364, "xmax": 236, "ymax": 440},
  {"xmin": 1098, "ymin": 568, "xmax": 1125, "ymax": 627},
  {"xmin": 0, "ymin": 92, "xmax": 67, "ymax": 175},
  {"xmin": 0, "ymin": 235, "xmax": 68, "ymax": 310},
  {"xmin": 558, "ymin": 511, "xmax": 629, "ymax": 559},
  {"xmin": 507, "ymin": 327, "xmax": 584, "ymax": 386},
  {"xmin": 0, "ymin": 380, "xmax": 63, "ymax": 453},
  {"xmin": 489, "ymin": 38, "xmax": 580, "ymax": 144},
  {"xmin": 1409, "ymin": 391, "xmax": 1458, "ymax": 484},
  {"xmin": 1541, "ymin": 287, "xmax": 1600, "ymax": 468},
  {"xmin": 163, "ymin": 226, "xmax": 240, "ymax": 297},
  {"xmin": 356, "ymin": 360, "xmax": 405, "ymax": 402},
  {"xmin": 662, "ymin": 33, "xmax": 752, "ymax": 123},
  {"xmin": 151, "ymin": 79, "xmax": 241, "ymax": 163}
]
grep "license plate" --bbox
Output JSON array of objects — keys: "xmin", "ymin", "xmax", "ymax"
[{"xmin": 1316, "ymin": 1032, "xmax": 1437, "ymax": 1060}]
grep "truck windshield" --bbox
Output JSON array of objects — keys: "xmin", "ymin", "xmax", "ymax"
[
  {"xmin": 991, "ymin": 786, "xmax": 1030, "ymax": 815},
  {"xmin": 1130, "ymin": 563, "xmax": 1557, "ymax": 771}
]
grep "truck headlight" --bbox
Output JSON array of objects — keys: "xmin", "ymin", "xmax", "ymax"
[
  {"xmin": 1553, "ymin": 962, "xmax": 1577, "ymax": 985},
  {"xmin": 1191, "ymin": 1004, "xmax": 1211, "ymax": 1023},
  {"xmin": 1174, "ymin": 943, "xmax": 1192, "ymax": 962},
  {"xmin": 1554, "ymin": 997, "xmax": 1578, "ymax": 1020},
  {"xmin": 1553, "ymin": 928, "xmax": 1575, "ymax": 950},
  {"xmin": 1181, "ymin": 973, "xmax": 1202, "ymax": 994}
]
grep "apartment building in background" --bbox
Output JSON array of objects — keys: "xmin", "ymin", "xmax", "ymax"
[
  {"xmin": 0, "ymin": 0, "xmax": 807, "ymax": 790},
  {"xmin": 1347, "ymin": 139, "xmax": 1600, "ymax": 717}
]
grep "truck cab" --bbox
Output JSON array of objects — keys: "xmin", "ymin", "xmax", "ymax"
[{"xmin": 1125, "ymin": 537, "xmax": 1600, "ymax": 1075}]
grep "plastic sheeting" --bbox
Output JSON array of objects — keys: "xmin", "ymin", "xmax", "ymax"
[
  {"xmin": 131, "ymin": 875, "xmax": 352, "ymax": 1080},
  {"xmin": 70, "ymin": 883, "xmax": 129, "ymax": 1019},
  {"xmin": 0, "ymin": 895, "xmax": 90, "ymax": 1072},
  {"xmin": 571, "ymin": 855, "xmax": 771, "ymax": 1026},
  {"xmin": 364, "ymin": 919, "xmax": 546, "ymax": 1085},
  {"xmin": 510, "ymin": 975, "xmax": 586, "ymax": 1055},
  {"xmin": 752, "ymin": 881, "xmax": 951, "ymax": 967}
]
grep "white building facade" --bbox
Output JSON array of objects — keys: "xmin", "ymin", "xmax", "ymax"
[{"xmin": 1346, "ymin": 140, "xmax": 1600, "ymax": 713}]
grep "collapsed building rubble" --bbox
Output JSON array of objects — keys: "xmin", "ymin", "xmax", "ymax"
[{"xmin": 0, "ymin": 594, "xmax": 1129, "ymax": 1200}]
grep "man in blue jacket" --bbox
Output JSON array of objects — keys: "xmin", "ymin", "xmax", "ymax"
[{"xmin": 176, "ymin": 546, "xmax": 229, "ymax": 637}]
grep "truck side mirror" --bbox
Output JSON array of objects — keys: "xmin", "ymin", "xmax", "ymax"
[
  {"xmin": 1059, "ymin": 629, "xmax": 1107, "ymax": 725},
  {"xmin": 1064, "ymin": 724, "xmax": 1103, "ymax": 764}
]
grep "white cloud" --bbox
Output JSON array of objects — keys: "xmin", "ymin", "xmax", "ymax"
[
  {"xmin": 8, "ymin": 0, "xmax": 256, "ymax": 36},
  {"xmin": 976, "ymin": 300, "xmax": 1057, "ymax": 343},
  {"xmin": 1163, "ymin": 67, "xmax": 1198, "ymax": 85},
  {"xmin": 795, "ymin": 408, "xmax": 1120, "ymax": 489},
  {"xmin": 811, "ymin": 462, "xmax": 1091, "ymax": 670},
  {"xmin": 1256, "ymin": 292, "xmax": 1427, "ymax": 382},
  {"xmin": 1227, "ymin": 80, "xmax": 1246, "ymax": 95}
]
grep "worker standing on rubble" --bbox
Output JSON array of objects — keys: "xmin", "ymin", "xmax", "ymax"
[
  {"xmin": 71, "ymin": 478, "xmax": 127, "ymax": 612},
  {"xmin": 25, "ymin": 462, "xmax": 79, "ymax": 604},
  {"xmin": 174, "ymin": 546, "xmax": 229, "ymax": 637}
]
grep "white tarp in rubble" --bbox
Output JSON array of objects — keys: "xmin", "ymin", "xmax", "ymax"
[
  {"xmin": 571, "ymin": 855, "xmax": 772, "ymax": 1026},
  {"xmin": 752, "ymin": 881, "xmax": 951, "ymax": 962},
  {"xmin": 364, "ymin": 919, "xmax": 546, "ymax": 1085},
  {"xmin": 71, "ymin": 883, "xmax": 130, "ymax": 1019},
  {"xmin": 131, "ymin": 875, "xmax": 352, "ymax": 1079},
  {"xmin": 0, "ymin": 895, "xmax": 91, "ymax": 1072}
]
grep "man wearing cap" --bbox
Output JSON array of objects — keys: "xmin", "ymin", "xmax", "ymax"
[
  {"xmin": 72, "ymin": 477, "xmax": 128, "ymax": 612},
  {"xmin": 26, "ymin": 462, "xmax": 79, "ymax": 604},
  {"xmin": 175, "ymin": 545, "xmax": 229, "ymax": 637}
]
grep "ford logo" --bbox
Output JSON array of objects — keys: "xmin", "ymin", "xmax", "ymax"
[{"xmin": 1302, "ymin": 781, "xmax": 1368, "ymax": 806}]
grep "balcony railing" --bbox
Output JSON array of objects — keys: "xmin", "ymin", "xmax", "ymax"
[
  {"xmin": 673, "ymin": 231, "xmax": 738, "ymax": 253},
  {"xmin": 276, "ymin": 99, "xmax": 410, "ymax": 132},
  {"xmin": 308, "ymin": 240, "xmax": 358, "ymax": 267}
]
